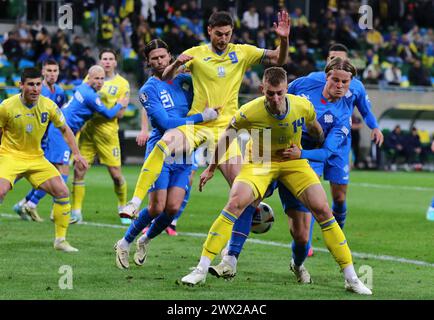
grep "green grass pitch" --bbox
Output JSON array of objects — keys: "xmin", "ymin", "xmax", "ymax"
[{"xmin": 0, "ymin": 166, "xmax": 433, "ymax": 300}]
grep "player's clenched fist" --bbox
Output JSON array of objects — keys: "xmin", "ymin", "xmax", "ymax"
[{"xmin": 74, "ymin": 154, "xmax": 89, "ymax": 171}]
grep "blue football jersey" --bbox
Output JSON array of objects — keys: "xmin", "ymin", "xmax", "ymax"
[
  {"xmin": 288, "ymin": 75, "xmax": 352, "ymax": 149},
  {"xmin": 62, "ymin": 82, "xmax": 122, "ymax": 133},
  {"xmin": 139, "ymin": 73, "xmax": 195, "ymax": 154},
  {"xmin": 41, "ymin": 83, "xmax": 66, "ymax": 108}
]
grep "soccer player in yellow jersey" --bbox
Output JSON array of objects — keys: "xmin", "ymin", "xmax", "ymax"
[
  {"xmin": 180, "ymin": 67, "xmax": 372, "ymax": 295},
  {"xmin": 73, "ymin": 49, "xmax": 133, "ymax": 224},
  {"xmin": 120, "ymin": 10, "xmax": 291, "ymax": 218},
  {"xmin": 0, "ymin": 68, "xmax": 88, "ymax": 252}
]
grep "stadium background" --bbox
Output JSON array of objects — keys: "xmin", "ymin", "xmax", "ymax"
[{"xmin": 0, "ymin": 0, "xmax": 433, "ymax": 171}]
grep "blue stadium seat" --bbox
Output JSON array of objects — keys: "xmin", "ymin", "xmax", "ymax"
[
  {"xmin": 12, "ymin": 75, "xmax": 20, "ymax": 87},
  {"xmin": 5, "ymin": 87, "xmax": 20, "ymax": 97},
  {"xmin": 0, "ymin": 76, "xmax": 6, "ymax": 86},
  {"xmin": 18, "ymin": 59, "xmax": 35, "ymax": 69}
]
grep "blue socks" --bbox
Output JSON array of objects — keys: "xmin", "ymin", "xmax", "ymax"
[
  {"xmin": 228, "ymin": 205, "xmax": 256, "ymax": 258},
  {"xmin": 291, "ymin": 241, "xmax": 309, "ymax": 266},
  {"xmin": 146, "ymin": 212, "xmax": 174, "ymax": 239},
  {"xmin": 124, "ymin": 207, "xmax": 153, "ymax": 243},
  {"xmin": 332, "ymin": 201, "xmax": 347, "ymax": 229},
  {"xmin": 172, "ymin": 184, "xmax": 192, "ymax": 222}
]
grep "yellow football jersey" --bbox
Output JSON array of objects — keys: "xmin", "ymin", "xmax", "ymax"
[
  {"xmin": 232, "ymin": 94, "xmax": 316, "ymax": 162},
  {"xmin": 184, "ymin": 43, "xmax": 265, "ymax": 127},
  {"xmin": 0, "ymin": 94, "xmax": 65, "ymax": 159},
  {"xmin": 83, "ymin": 73, "xmax": 130, "ymax": 134}
]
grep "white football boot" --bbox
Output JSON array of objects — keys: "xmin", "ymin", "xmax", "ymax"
[
  {"xmin": 181, "ymin": 266, "xmax": 207, "ymax": 285},
  {"xmin": 345, "ymin": 278, "xmax": 373, "ymax": 295},
  {"xmin": 289, "ymin": 259, "xmax": 312, "ymax": 284},
  {"xmin": 54, "ymin": 239, "xmax": 79, "ymax": 252},
  {"xmin": 119, "ymin": 201, "xmax": 139, "ymax": 219},
  {"xmin": 133, "ymin": 239, "xmax": 149, "ymax": 266},
  {"xmin": 114, "ymin": 240, "xmax": 130, "ymax": 269},
  {"xmin": 208, "ymin": 258, "xmax": 237, "ymax": 279},
  {"xmin": 23, "ymin": 203, "xmax": 43, "ymax": 222}
]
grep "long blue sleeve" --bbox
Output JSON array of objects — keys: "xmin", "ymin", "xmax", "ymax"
[
  {"xmin": 149, "ymin": 107, "xmax": 203, "ymax": 132},
  {"xmin": 300, "ymin": 123, "xmax": 350, "ymax": 162},
  {"xmin": 353, "ymin": 80, "xmax": 378, "ymax": 129},
  {"xmin": 86, "ymin": 91, "xmax": 122, "ymax": 119},
  {"xmin": 301, "ymin": 148, "xmax": 330, "ymax": 162}
]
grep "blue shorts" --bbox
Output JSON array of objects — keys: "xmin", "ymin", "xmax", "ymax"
[
  {"xmin": 323, "ymin": 142, "xmax": 350, "ymax": 185},
  {"xmin": 149, "ymin": 163, "xmax": 192, "ymax": 192},
  {"xmin": 44, "ymin": 124, "xmax": 71, "ymax": 165},
  {"xmin": 277, "ymin": 181, "xmax": 310, "ymax": 213}
]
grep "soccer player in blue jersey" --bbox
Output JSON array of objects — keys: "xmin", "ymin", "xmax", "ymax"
[
  {"xmin": 13, "ymin": 60, "xmax": 67, "ymax": 221},
  {"xmin": 44, "ymin": 64, "xmax": 127, "ymax": 180},
  {"xmin": 114, "ymin": 39, "xmax": 218, "ymax": 269},
  {"xmin": 305, "ymin": 44, "xmax": 383, "ymax": 234},
  {"xmin": 0, "ymin": 67, "xmax": 88, "ymax": 252}
]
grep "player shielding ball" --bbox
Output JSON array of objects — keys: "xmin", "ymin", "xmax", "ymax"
[{"xmin": 182, "ymin": 67, "xmax": 372, "ymax": 295}]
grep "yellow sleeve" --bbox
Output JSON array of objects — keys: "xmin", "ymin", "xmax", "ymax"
[
  {"xmin": 239, "ymin": 44, "xmax": 266, "ymax": 67},
  {"xmin": 0, "ymin": 103, "xmax": 7, "ymax": 128},
  {"xmin": 49, "ymin": 103, "xmax": 66, "ymax": 128},
  {"xmin": 183, "ymin": 47, "xmax": 196, "ymax": 71},
  {"xmin": 231, "ymin": 104, "xmax": 252, "ymax": 130}
]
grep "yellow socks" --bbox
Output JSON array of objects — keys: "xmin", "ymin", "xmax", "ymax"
[
  {"xmin": 53, "ymin": 197, "xmax": 71, "ymax": 239},
  {"xmin": 320, "ymin": 217, "xmax": 353, "ymax": 269},
  {"xmin": 71, "ymin": 180, "xmax": 85, "ymax": 213},
  {"xmin": 202, "ymin": 210, "xmax": 237, "ymax": 260},
  {"xmin": 133, "ymin": 140, "xmax": 169, "ymax": 201},
  {"xmin": 114, "ymin": 177, "xmax": 127, "ymax": 208}
]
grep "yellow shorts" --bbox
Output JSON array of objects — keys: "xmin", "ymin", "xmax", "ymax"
[
  {"xmin": 78, "ymin": 126, "xmax": 121, "ymax": 167},
  {"xmin": 0, "ymin": 154, "xmax": 61, "ymax": 188},
  {"xmin": 176, "ymin": 124, "xmax": 242, "ymax": 165},
  {"xmin": 235, "ymin": 159, "xmax": 320, "ymax": 200}
]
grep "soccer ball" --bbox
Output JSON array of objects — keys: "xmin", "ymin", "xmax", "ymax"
[{"xmin": 251, "ymin": 202, "xmax": 275, "ymax": 234}]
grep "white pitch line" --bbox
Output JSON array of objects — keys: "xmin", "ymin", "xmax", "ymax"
[
  {"xmin": 2, "ymin": 213, "xmax": 434, "ymax": 268},
  {"xmin": 347, "ymin": 182, "xmax": 434, "ymax": 192}
]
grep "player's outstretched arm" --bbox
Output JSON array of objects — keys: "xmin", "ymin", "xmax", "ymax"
[
  {"xmin": 161, "ymin": 54, "xmax": 193, "ymax": 80},
  {"xmin": 58, "ymin": 124, "xmax": 88, "ymax": 171},
  {"xmin": 262, "ymin": 11, "xmax": 290, "ymax": 66}
]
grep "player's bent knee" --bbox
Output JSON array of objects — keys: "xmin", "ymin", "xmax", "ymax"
[
  {"xmin": 311, "ymin": 202, "xmax": 332, "ymax": 222},
  {"xmin": 51, "ymin": 185, "xmax": 69, "ymax": 199},
  {"xmin": 225, "ymin": 198, "xmax": 246, "ymax": 216},
  {"xmin": 148, "ymin": 203, "xmax": 165, "ymax": 216},
  {"xmin": 165, "ymin": 204, "xmax": 181, "ymax": 217}
]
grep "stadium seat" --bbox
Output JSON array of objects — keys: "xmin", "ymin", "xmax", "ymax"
[
  {"xmin": 12, "ymin": 75, "xmax": 20, "ymax": 87},
  {"xmin": 5, "ymin": 87, "xmax": 20, "ymax": 97},
  {"xmin": 18, "ymin": 59, "xmax": 35, "ymax": 69},
  {"xmin": 400, "ymin": 75, "xmax": 410, "ymax": 88},
  {"xmin": 0, "ymin": 76, "xmax": 6, "ymax": 86}
]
